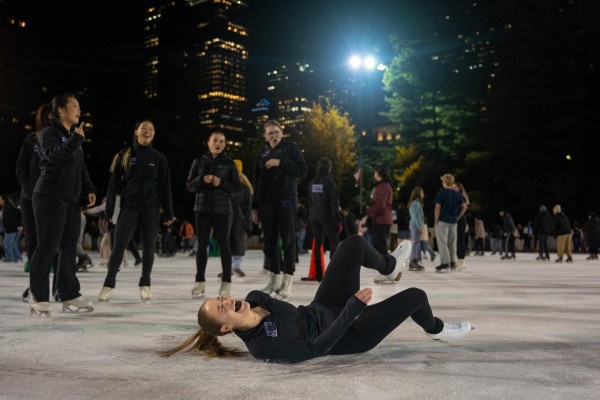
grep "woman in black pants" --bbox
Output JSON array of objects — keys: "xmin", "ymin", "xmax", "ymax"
[
  {"xmin": 159, "ymin": 235, "xmax": 473, "ymax": 363},
  {"xmin": 99, "ymin": 119, "xmax": 173, "ymax": 303},
  {"xmin": 187, "ymin": 131, "xmax": 240, "ymax": 298},
  {"xmin": 16, "ymin": 104, "xmax": 59, "ymax": 301},
  {"xmin": 307, "ymin": 157, "xmax": 340, "ymax": 281},
  {"xmin": 28, "ymin": 94, "xmax": 97, "ymax": 316}
]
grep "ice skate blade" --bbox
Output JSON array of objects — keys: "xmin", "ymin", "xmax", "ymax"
[
  {"xmin": 62, "ymin": 305, "xmax": 94, "ymax": 313},
  {"xmin": 29, "ymin": 308, "xmax": 51, "ymax": 317},
  {"xmin": 192, "ymin": 294, "xmax": 205, "ymax": 300}
]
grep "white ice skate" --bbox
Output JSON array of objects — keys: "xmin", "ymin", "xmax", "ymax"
[
  {"xmin": 374, "ymin": 239, "xmax": 412, "ymax": 284},
  {"xmin": 62, "ymin": 296, "xmax": 94, "ymax": 313},
  {"xmin": 191, "ymin": 282, "xmax": 205, "ymax": 299},
  {"xmin": 98, "ymin": 287, "xmax": 113, "ymax": 302},
  {"xmin": 428, "ymin": 321, "xmax": 473, "ymax": 340},
  {"xmin": 139, "ymin": 286, "xmax": 152, "ymax": 303},
  {"xmin": 274, "ymin": 274, "xmax": 293, "ymax": 300},
  {"xmin": 29, "ymin": 301, "xmax": 51, "ymax": 316},
  {"xmin": 218, "ymin": 282, "xmax": 231, "ymax": 296},
  {"xmin": 261, "ymin": 272, "xmax": 283, "ymax": 295}
]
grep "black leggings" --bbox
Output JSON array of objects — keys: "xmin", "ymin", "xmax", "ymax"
[
  {"xmin": 29, "ymin": 194, "xmax": 81, "ymax": 302},
  {"xmin": 20, "ymin": 197, "xmax": 37, "ymax": 262},
  {"xmin": 109, "ymin": 226, "xmax": 142, "ymax": 262},
  {"xmin": 371, "ymin": 223, "xmax": 391, "ymax": 255},
  {"xmin": 309, "ymin": 218, "xmax": 339, "ymax": 280},
  {"xmin": 312, "ymin": 235, "xmax": 443, "ymax": 355},
  {"xmin": 195, "ymin": 212, "xmax": 232, "ymax": 283},
  {"xmin": 103, "ymin": 207, "xmax": 160, "ymax": 288}
]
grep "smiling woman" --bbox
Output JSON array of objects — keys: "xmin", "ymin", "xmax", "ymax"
[
  {"xmin": 98, "ymin": 119, "xmax": 174, "ymax": 304},
  {"xmin": 158, "ymin": 234, "xmax": 473, "ymax": 363}
]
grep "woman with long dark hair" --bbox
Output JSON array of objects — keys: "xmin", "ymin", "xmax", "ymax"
[
  {"xmin": 28, "ymin": 94, "xmax": 97, "ymax": 315},
  {"xmin": 98, "ymin": 119, "xmax": 173, "ymax": 303}
]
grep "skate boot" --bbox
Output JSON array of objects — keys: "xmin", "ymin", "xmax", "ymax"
[
  {"xmin": 62, "ymin": 296, "xmax": 94, "ymax": 313},
  {"xmin": 76, "ymin": 255, "xmax": 93, "ymax": 272},
  {"xmin": 98, "ymin": 286, "xmax": 114, "ymax": 302},
  {"xmin": 233, "ymin": 268, "xmax": 246, "ymax": 277},
  {"xmin": 218, "ymin": 282, "xmax": 231, "ymax": 296},
  {"xmin": 275, "ymin": 274, "xmax": 293, "ymax": 300},
  {"xmin": 191, "ymin": 282, "xmax": 206, "ymax": 299},
  {"xmin": 428, "ymin": 321, "xmax": 473, "ymax": 340},
  {"xmin": 387, "ymin": 239, "xmax": 412, "ymax": 281},
  {"xmin": 29, "ymin": 301, "xmax": 51, "ymax": 316},
  {"xmin": 408, "ymin": 261, "xmax": 425, "ymax": 272},
  {"xmin": 139, "ymin": 286, "xmax": 152, "ymax": 303},
  {"xmin": 22, "ymin": 288, "xmax": 30, "ymax": 303},
  {"xmin": 261, "ymin": 272, "xmax": 283, "ymax": 295}
]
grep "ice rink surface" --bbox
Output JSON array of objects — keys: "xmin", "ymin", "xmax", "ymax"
[{"xmin": 1, "ymin": 249, "xmax": 599, "ymax": 400}]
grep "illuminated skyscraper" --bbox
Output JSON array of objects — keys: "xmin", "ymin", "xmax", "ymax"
[{"xmin": 143, "ymin": 0, "xmax": 248, "ymax": 142}]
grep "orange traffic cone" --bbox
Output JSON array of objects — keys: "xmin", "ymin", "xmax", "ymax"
[{"xmin": 306, "ymin": 238, "xmax": 326, "ymax": 280}]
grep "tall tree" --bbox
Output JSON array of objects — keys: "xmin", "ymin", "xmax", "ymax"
[{"xmin": 300, "ymin": 102, "xmax": 358, "ymax": 200}]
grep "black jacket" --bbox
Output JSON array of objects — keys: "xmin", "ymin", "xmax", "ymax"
[
  {"xmin": 186, "ymin": 152, "xmax": 240, "ymax": 214},
  {"xmin": 552, "ymin": 213, "xmax": 572, "ymax": 236},
  {"xmin": 34, "ymin": 120, "xmax": 96, "ymax": 203},
  {"xmin": 252, "ymin": 141, "xmax": 307, "ymax": 208},
  {"xmin": 106, "ymin": 143, "xmax": 173, "ymax": 220},
  {"xmin": 1, "ymin": 200, "xmax": 22, "ymax": 232},
  {"xmin": 307, "ymin": 175, "xmax": 340, "ymax": 223},
  {"xmin": 15, "ymin": 132, "xmax": 42, "ymax": 201},
  {"xmin": 533, "ymin": 211, "xmax": 553, "ymax": 235},
  {"xmin": 583, "ymin": 215, "xmax": 600, "ymax": 246},
  {"xmin": 235, "ymin": 290, "xmax": 366, "ymax": 364}
]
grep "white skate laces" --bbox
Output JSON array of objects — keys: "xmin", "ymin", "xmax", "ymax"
[
  {"xmin": 386, "ymin": 240, "xmax": 413, "ymax": 282},
  {"xmin": 428, "ymin": 321, "xmax": 473, "ymax": 340}
]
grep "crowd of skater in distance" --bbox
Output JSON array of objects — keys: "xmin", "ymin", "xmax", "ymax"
[{"xmin": 1, "ymin": 94, "xmax": 597, "ymax": 323}]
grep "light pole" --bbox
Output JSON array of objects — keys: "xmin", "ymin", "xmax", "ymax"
[{"xmin": 348, "ymin": 54, "xmax": 386, "ymax": 215}]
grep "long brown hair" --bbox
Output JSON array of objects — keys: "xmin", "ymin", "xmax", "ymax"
[
  {"xmin": 407, "ymin": 187, "xmax": 424, "ymax": 207},
  {"xmin": 157, "ymin": 301, "xmax": 245, "ymax": 358}
]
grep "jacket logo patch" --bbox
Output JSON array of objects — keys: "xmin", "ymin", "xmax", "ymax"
[
  {"xmin": 311, "ymin": 184, "xmax": 324, "ymax": 193},
  {"xmin": 131, "ymin": 157, "xmax": 137, "ymax": 165},
  {"xmin": 264, "ymin": 321, "xmax": 277, "ymax": 337},
  {"xmin": 148, "ymin": 163, "xmax": 156, "ymax": 166}
]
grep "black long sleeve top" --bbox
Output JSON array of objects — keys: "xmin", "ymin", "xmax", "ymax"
[
  {"xmin": 33, "ymin": 120, "xmax": 96, "ymax": 203},
  {"xmin": 106, "ymin": 142, "xmax": 173, "ymax": 220},
  {"xmin": 252, "ymin": 141, "xmax": 307, "ymax": 209},
  {"xmin": 235, "ymin": 290, "xmax": 366, "ymax": 364},
  {"xmin": 15, "ymin": 133, "xmax": 42, "ymax": 201}
]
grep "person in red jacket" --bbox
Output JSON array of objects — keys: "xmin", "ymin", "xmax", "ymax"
[
  {"xmin": 366, "ymin": 165, "xmax": 393, "ymax": 255},
  {"xmin": 179, "ymin": 220, "xmax": 195, "ymax": 252}
]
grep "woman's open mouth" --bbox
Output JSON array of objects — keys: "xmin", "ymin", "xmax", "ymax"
[{"xmin": 235, "ymin": 300, "xmax": 242, "ymax": 312}]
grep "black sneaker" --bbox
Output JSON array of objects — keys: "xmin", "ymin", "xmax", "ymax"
[
  {"xmin": 566, "ymin": 257, "xmax": 573, "ymax": 263},
  {"xmin": 408, "ymin": 262, "xmax": 425, "ymax": 271}
]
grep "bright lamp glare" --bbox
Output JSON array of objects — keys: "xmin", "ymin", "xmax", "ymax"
[
  {"xmin": 364, "ymin": 56, "xmax": 376, "ymax": 70},
  {"xmin": 349, "ymin": 55, "xmax": 361, "ymax": 69}
]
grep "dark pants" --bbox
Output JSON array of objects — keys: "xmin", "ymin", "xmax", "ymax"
[
  {"xmin": 195, "ymin": 212, "xmax": 232, "ymax": 283},
  {"xmin": 457, "ymin": 217, "xmax": 467, "ymax": 259},
  {"xmin": 109, "ymin": 226, "xmax": 142, "ymax": 263},
  {"xmin": 20, "ymin": 197, "xmax": 37, "ymax": 262},
  {"xmin": 371, "ymin": 223, "xmax": 391, "ymax": 256},
  {"xmin": 504, "ymin": 233, "xmax": 515, "ymax": 256},
  {"xmin": 29, "ymin": 194, "xmax": 81, "ymax": 302},
  {"xmin": 537, "ymin": 233, "xmax": 549, "ymax": 258},
  {"xmin": 311, "ymin": 235, "xmax": 443, "ymax": 355},
  {"xmin": 259, "ymin": 196, "xmax": 297, "ymax": 275},
  {"xmin": 103, "ymin": 207, "xmax": 160, "ymax": 288},
  {"xmin": 309, "ymin": 219, "xmax": 339, "ymax": 280}
]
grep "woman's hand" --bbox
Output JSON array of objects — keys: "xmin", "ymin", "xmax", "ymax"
[
  {"xmin": 74, "ymin": 122, "xmax": 85, "ymax": 137},
  {"xmin": 211, "ymin": 176, "xmax": 221, "ymax": 186},
  {"xmin": 203, "ymin": 175, "xmax": 213, "ymax": 184},
  {"xmin": 87, "ymin": 193, "xmax": 96, "ymax": 206},
  {"xmin": 354, "ymin": 288, "xmax": 373, "ymax": 305}
]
